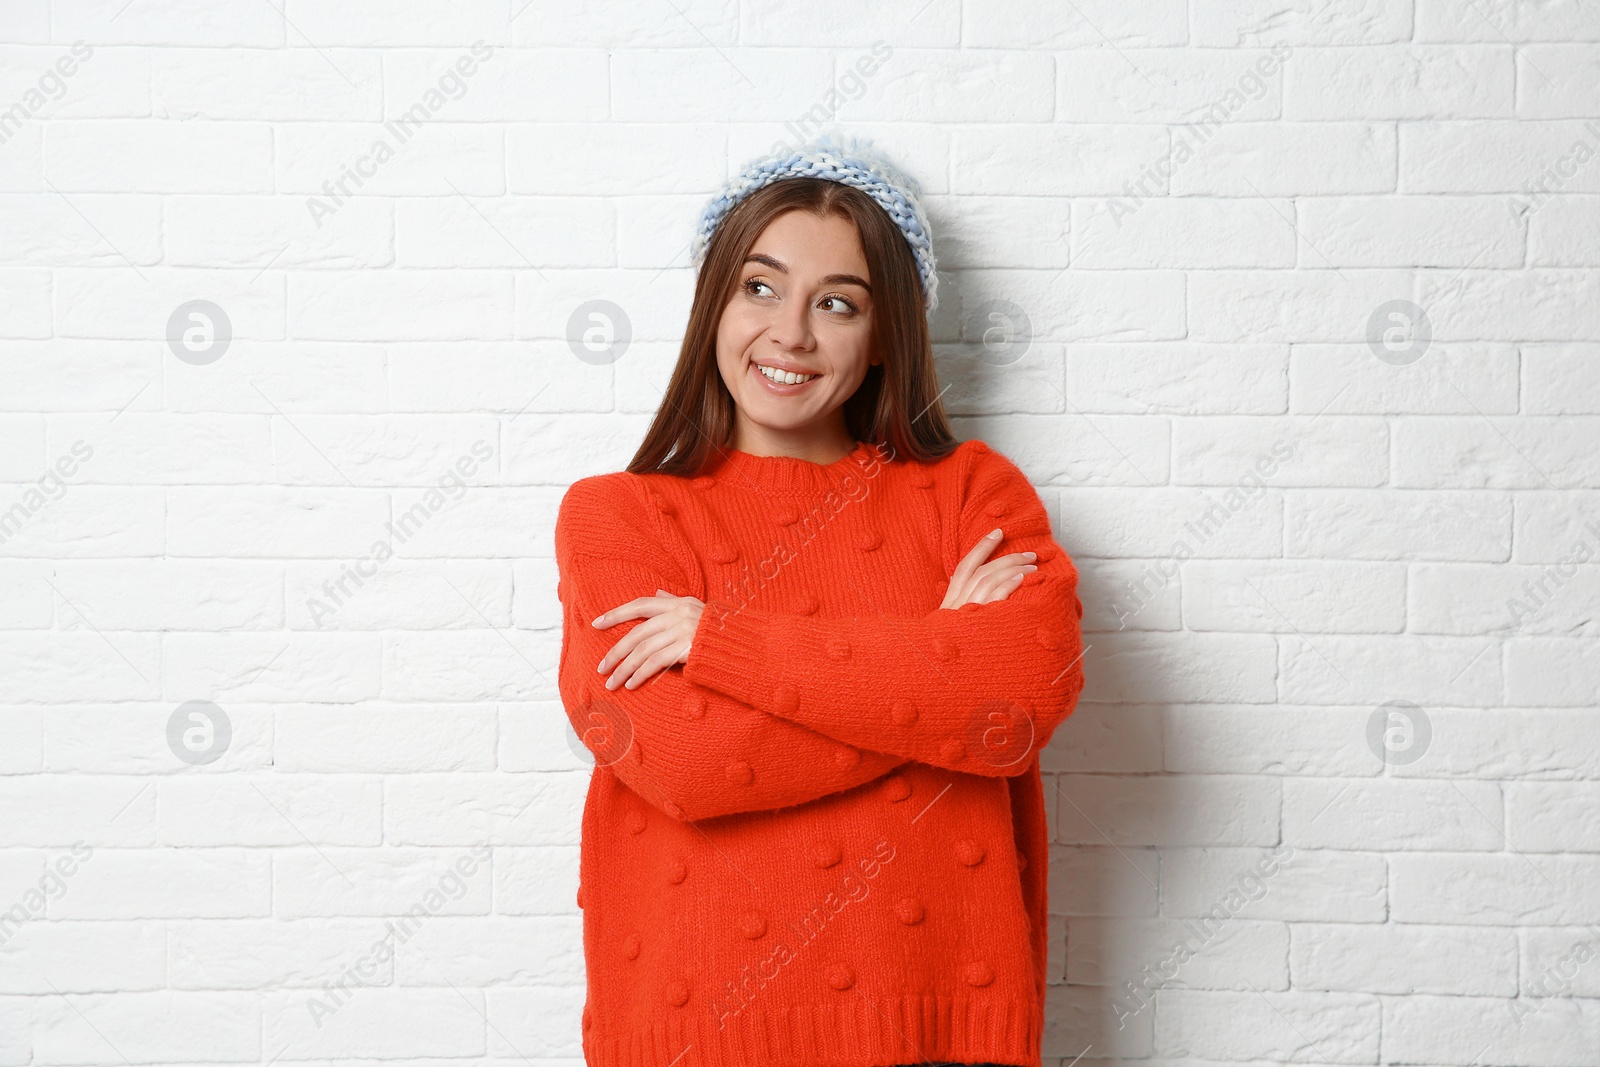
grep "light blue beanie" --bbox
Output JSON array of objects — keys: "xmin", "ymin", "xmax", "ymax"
[{"xmin": 690, "ymin": 132, "xmax": 940, "ymax": 315}]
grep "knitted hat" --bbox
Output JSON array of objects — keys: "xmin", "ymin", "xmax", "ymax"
[{"xmin": 690, "ymin": 132, "xmax": 940, "ymax": 314}]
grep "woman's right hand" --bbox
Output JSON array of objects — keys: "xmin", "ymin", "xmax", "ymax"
[{"xmin": 940, "ymin": 527, "xmax": 1038, "ymax": 609}]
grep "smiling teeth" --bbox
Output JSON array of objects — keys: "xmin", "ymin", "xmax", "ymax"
[{"xmin": 758, "ymin": 364, "xmax": 818, "ymax": 385}]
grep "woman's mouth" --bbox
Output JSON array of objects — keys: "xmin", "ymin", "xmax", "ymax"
[{"xmin": 751, "ymin": 360, "xmax": 821, "ymax": 394}]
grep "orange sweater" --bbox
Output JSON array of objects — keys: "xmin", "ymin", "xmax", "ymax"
[{"xmin": 553, "ymin": 437, "xmax": 1086, "ymax": 1067}]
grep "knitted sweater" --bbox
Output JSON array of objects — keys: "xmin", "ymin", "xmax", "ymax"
[{"xmin": 553, "ymin": 437, "xmax": 1086, "ymax": 1067}]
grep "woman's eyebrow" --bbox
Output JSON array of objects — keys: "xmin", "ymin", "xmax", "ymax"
[{"xmin": 743, "ymin": 253, "xmax": 871, "ymax": 292}]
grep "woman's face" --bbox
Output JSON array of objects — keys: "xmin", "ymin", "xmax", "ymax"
[{"xmin": 715, "ymin": 209, "xmax": 877, "ymax": 442}]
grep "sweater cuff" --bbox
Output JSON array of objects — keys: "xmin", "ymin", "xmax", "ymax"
[{"xmin": 682, "ymin": 597, "xmax": 774, "ymax": 707}]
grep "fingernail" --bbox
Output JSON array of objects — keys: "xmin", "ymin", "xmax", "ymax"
[
  {"xmin": 1022, "ymin": 551, "xmax": 1037, "ymax": 560},
  {"xmin": 988, "ymin": 528, "xmax": 1002, "ymax": 538},
  {"xmin": 591, "ymin": 616, "xmax": 603, "ymax": 627},
  {"xmin": 1022, "ymin": 565, "xmax": 1037, "ymax": 572}
]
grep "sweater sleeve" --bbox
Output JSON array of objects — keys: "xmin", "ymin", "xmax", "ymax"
[
  {"xmin": 680, "ymin": 442, "xmax": 1086, "ymax": 777},
  {"xmin": 554, "ymin": 474, "xmax": 908, "ymax": 823}
]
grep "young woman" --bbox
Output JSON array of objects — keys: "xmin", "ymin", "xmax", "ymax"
[{"xmin": 554, "ymin": 137, "xmax": 1086, "ymax": 1067}]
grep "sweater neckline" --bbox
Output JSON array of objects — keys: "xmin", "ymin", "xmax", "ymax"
[{"xmin": 709, "ymin": 439, "xmax": 880, "ymax": 493}]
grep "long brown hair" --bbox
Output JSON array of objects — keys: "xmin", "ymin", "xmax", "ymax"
[{"xmin": 626, "ymin": 177, "xmax": 957, "ymax": 477}]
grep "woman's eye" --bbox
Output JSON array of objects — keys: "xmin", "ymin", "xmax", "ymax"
[{"xmin": 742, "ymin": 279, "xmax": 855, "ymax": 314}]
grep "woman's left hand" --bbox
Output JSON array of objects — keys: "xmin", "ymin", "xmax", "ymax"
[{"xmin": 592, "ymin": 588, "xmax": 706, "ymax": 691}]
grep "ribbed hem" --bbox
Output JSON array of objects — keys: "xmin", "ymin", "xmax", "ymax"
[
  {"xmin": 682, "ymin": 595, "xmax": 775, "ymax": 706},
  {"xmin": 582, "ymin": 993, "xmax": 1042, "ymax": 1067}
]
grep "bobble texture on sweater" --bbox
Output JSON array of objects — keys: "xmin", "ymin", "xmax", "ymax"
[{"xmin": 553, "ymin": 438, "xmax": 1086, "ymax": 1067}]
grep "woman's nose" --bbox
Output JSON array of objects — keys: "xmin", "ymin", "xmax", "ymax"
[{"xmin": 766, "ymin": 299, "xmax": 814, "ymax": 350}]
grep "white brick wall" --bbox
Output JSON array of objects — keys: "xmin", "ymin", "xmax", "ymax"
[{"xmin": 1, "ymin": 1, "xmax": 1598, "ymax": 1064}]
